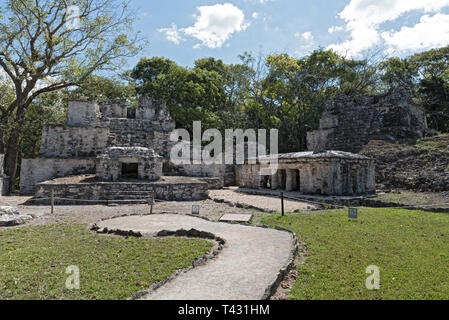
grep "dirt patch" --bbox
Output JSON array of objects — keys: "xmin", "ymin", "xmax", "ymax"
[
  {"xmin": 360, "ymin": 136, "xmax": 449, "ymax": 192},
  {"xmin": 0, "ymin": 196, "xmax": 262, "ymax": 228}
]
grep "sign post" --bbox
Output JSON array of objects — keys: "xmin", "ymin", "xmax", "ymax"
[
  {"xmin": 348, "ymin": 208, "xmax": 358, "ymax": 219},
  {"xmin": 281, "ymin": 192, "xmax": 285, "ymax": 217},
  {"xmin": 192, "ymin": 205, "xmax": 200, "ymax": 215}
]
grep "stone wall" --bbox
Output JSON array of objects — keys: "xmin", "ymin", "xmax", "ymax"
[
  {"xmin": 165, "ymin": 144, "xmax": 236, "ymax": 186},
  {"xmin": 238, "ymin": 152, "xmax": 376, "ymax": 196},
  {"xmin": 40, "ymin": 125, "xmax": 109, "ymax": 157},
  {"xmin": 100, "ymin": 99, "xmax": 128, "ymax": 118},
  {"xmin": 96, "ymin": 147, "xmax": 163, "ymax": 181},
  {"xmin": 307, "ymin": 88, "xmax": 428, "ymax": 153},
  {"xmin": 67, "ymin": 101, "xmax": 101, "ymax": 126},
  {"xmin": 20, "ymin": 158, "xmax": 96, "ymax": 194},
  {"xmin": 20, "ymin": 95, "xmax": 233, "ymax": 196},
  {"xmin": 168, "ymin": 162, "xmax": 235, "ymax": 186},
  {"xmin": 35, "ymin": 177, "xmax": 209, "ymax": 202},
  {"xmin": 106, "ymin": 119, "xmax": 174, "ymax": 157}
]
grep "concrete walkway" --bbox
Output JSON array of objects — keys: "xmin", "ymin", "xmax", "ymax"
[
  {"xmin": 96, "ymin": 214, "xmax": 296, "ymax": 300},
  {"xmin": 210, "ymin": 188, "xmax": 319, "ymax": 212}
]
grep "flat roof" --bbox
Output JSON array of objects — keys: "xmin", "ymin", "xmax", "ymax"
[{"xmin": 255, "ymin": 150, "xmax": 372, "ymax": 162}]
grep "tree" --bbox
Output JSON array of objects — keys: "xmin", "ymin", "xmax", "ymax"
[
  {"xmin": 250, "ymin": 50, "xmax": 379, "ymax": 152},
  {"xmin": 0, "ymin": 0, "xmax": 141, "ymax": 191},
  {"xmin": 379, "ymin": 57, "xmax": 417, "ymax": 93},
  {"xmin": 131, "ymin": 57, "xmax": 229, "ymax": 133},
  {"xmin": 67, "ymin": 74, "xmax": 137, "ymax": 105}
]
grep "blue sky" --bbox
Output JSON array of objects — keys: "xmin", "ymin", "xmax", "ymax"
[{"xmin": 127, "ymin": 0, "xmax": 449, "ymax": 68}]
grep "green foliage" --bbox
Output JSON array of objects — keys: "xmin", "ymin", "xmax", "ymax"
[
  {"xmin": 67, "ymin": 74, "xmax": 137, "ymax": 105},
  {"xmin": 0, "ymin": 0, "xmax": 142, "ymax": 189},
  {"xmin": 262, "ymin": 209, "xmax": 449, "ymax": 300},
  {"xmin": 379, "ymin": 47, "xmax": 449, "ymax": 132},
  {"xmin": 131, "ymin": 56, "xmax": 247, "ymax": 134},
  {"xmin": 131, "ymin": 50, "xmax": 380, "ymax": 152}
]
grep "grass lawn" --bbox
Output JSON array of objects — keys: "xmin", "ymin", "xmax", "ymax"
[
  {"xmin": 261, "ymin": 209, "xmax": 449, "ymax": 300},
  {"xmin": 0, "ymin": 223, "xmax": 213, "ymax": 300}
]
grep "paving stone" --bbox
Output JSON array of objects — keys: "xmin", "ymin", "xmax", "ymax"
[{"xmin": 219, "ymin": 214, "xmax": 253, "ymax": 223}]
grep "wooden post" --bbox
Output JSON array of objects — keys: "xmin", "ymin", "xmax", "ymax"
[
  {"xmin": 150, "ymin": 191, "xmax": 154, "ymax": 215},
  {"xmin": 281, "ymin": 192, "xmax": 285, "ymax": 217},
  {"xmin": 50, "ymin": 189, "xmax": 55, "ymax": 214}
]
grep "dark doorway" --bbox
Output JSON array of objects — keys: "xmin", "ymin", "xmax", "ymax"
[
  {"xmin": 127, "ymin": 107, "xmax": 136, "ymax": 119},
  {"xmin": 262, "ymin": 176, "xmax": 270, "ymax": 189},
  {"xmin": 121, "ymin": 163, "xmax": 138, "ymax": 179},
  {"xmin": 296, "ymin": 170, "xmax": 300, "ymax": 191},
  {"xmin": 279, "ymin": 170, "xmax": 286, "ymax": 189}
]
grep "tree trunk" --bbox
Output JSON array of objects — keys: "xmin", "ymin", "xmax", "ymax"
[
  {"xmin": 5, "ymin": 104, "xmax": 26, "ymax": 193},
  {"xmin": 0, "ymin": 113, "xmax": 7, "ymax": 155},
  {"xmin": 5, "ymin": 130, "xmax": 19, "ymax": 192},
  {"xmin": 0, "ymin": 128, "xmax": 4, "ymax": 155}
]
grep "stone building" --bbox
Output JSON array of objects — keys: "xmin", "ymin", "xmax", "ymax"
[
  {"xmin": 20, "ymin": 97, "xmax": 177, "ymax": 194},
  {"xmin": 20, "ymin": 92, "xmax": 380, "ymax": 200},
  {"xmin": 20, "ymin": 97, "xmax": 219, "ymax": 201},
  {"xmin": 307, "ymin": 88, "xmax": 428, "ymax": 153},
  {"xmin": 237, "ymin": 151, "xmax": 375, "ymax": 196},
  {"xmin": 0, "ymin": 154, "xmax": 9, "ymax": 196},
  {"xmin": 96, "ymin": 147, "xmax": 163, "ymax": 181}
]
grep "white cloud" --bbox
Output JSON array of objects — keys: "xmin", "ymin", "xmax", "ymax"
[
  {"xmin": 252, "ymin": 12, "xmax": 259, "ymax": 19},
  {"xmin": 382, "ymin": 13, "xmax": 449, "ymax": 52},
  {"xmin": 302, "ymin": 31, "xmax": 314, "ymax": 41},
  {"xmin": 328, "ymin": 26, "xmax": 344, "ymax": 33},
  {"xmin": 158, "ymin": 24, "xmax": 185, "ymax": 45},
  {"xmin": 183, "ymin": 3, "xmax": 249, "ymax": 49},
  {"xmin": 328, "ymin": 0, "xmax": 449, "ymax": 56}
]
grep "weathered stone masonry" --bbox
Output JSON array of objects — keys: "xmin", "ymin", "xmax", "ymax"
[
  {"xmin": 307, "ymin": 88, "xmax": 428, "ymax": 153},
  {"xmin": 237, "ymin": 151, "xmax": 376, "ymax": 196},
  {"xmin": 20, "ymin": 97, "xmax": 176, "ymax": 194},
  {"xmin": 20, "ymin": 91, "xmax": 379, "ymax": 199}
]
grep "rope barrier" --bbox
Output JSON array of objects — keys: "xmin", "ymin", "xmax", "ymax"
[
  {"xmin": 32, "ymin": 196, "xmax": 159, "ymax": 203},
  {"xmin": 31, "ymin": 193, "xmax": 449, "ymax": 211},
  {"xmin": 282, "ymin": 193, "xmax": 449, "ymax": 210}
]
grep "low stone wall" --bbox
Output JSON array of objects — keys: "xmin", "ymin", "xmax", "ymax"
[
  {"xmin": 20, "ymin": 158, "xmax": 96, "ymax": 195},
  {"xmin": 197, "ymin": 177, "xmax": 224, "ymax": 190},
  {"xmin": 166, "ymin": 161, "xmax": 235, "ymax": 187},
  {"xmin": 34, "ymin": 176, "xmax": 209, "ymax": 202}
]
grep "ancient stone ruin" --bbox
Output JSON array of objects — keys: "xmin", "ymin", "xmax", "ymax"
[
  {"xmin": 19, "ymin": 93, "xmax": 379, "ymax": 200},
  {"xmin": 236, "ymin": 151, "xmax": 376, "ymax": 196},
  {"xmin": 20, "ymin": 97, "xmax": 217, "ymax": 202},
  {"xmin": 307, "ymin": 88, "xmax": 429, "ymax": 153}
]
